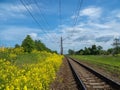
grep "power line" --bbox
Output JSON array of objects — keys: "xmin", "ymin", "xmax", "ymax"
[
  {"xmin": 59, "ymin": 0, "xmax": 62, "ymax": 26},
  {"xmin": 33, "ymin": 0, "xmax": 59, "ymax": 40},
  {"xmin": 34, "ymin": 0, "xmax": 51, "ymax": 30},
  {"xmin": 73, "ymin": 0, "xmax": 83, "ymax": 27},
  {"xmin": 25, "ymin": 0, "xmax": 59, "ymax": 43},
  {"xmin": 70, "ymin": 0, "xmax": 83, "ymax": 37},
  {"xmin": 25, "ymin": 0, "xmax": 55, "ymax": 39},
  {"xmin": 20, "ymin": 0, "xmax": 56, "ymax": 43},
  {"xmin": 20, "ymin": 0, "xmax": 44, "ymax": 30},
  {"xmin": 63, "ymin": 0, "xmax": 83, "ymax": 41}
]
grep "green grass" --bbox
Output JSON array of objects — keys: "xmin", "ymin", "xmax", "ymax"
[
  {"xmin": 71, "ymin": 55, "xmax": 120, "ymax": 79},
  {"xmin": 15, "ymin": 52, "xmax": 48, "ymax": 67},
  {"xmin": 0, "ymin": 52, "xmax": 46, "ymax": 67},
  {"xmin": 72, "ymin": 55, "xmax": 120, "ymax": 66},
  {"xmin": 0, "ymin": 52, "xmax": 9, "ymax": 60},
  {"xmin": 15, "ymin": 53, "xmax": 39, "ymax": 65}
]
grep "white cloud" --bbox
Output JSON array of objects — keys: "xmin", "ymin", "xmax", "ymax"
[
  {"xmin": 29, "ymin": 33, "xmax": 38, "ymax": 40},
  {"xmin": 0, "ymin": 3, "xmax": 27, "ymax": 19},
  {"xmin": 0, "ymin": 3, "xmax": 42, "ymax": 20},
  {"xmin": 6, "ymin": 4, "xmax": 27, "ymax": 13},
  {"xmin": 80, "ymin": 6, "xmax": 102, "ymax": 19},
  {"xmin": 89, "ymin": 22, "xmax": 110, "ymax": 29},
  {"xmin": 0, "ymin": 27, "xmax": 42, "ymax": 41}
]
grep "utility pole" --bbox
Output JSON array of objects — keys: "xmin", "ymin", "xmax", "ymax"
[
  {"xmin": 112, "ymin": 38, "xmax": 120, "ymax": 55},
  {"xmin": 60, "ymin": 36, "xmax": 63, "ymax": 55}
]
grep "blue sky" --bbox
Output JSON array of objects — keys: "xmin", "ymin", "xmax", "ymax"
[{"xmin": 0, "ymin": 0, "xmax": 120, "ymax": 53}]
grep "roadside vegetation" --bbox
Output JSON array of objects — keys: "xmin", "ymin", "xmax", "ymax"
[{"xmin": 0, "ymin": 35, "xmax": 63, "ymax": 90}]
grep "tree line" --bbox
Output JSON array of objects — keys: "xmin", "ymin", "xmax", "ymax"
[
  {"xmin": 15, "ymin": 35, "xmax": 57, "ymax": 53},
  {"xmin": 68, "ymin": 38, "xmax": 120, "ymax": 56}
]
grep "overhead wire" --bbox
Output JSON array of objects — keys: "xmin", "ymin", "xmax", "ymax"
[
  {"xmin": 63, "ymin": 0, "xmax": 83, "ymax": 41},
  {"xmin": 33, "ymin": 0, "xmax": 59, "ymax": 41},
  {"xmin": 19, "ymin": 0, "xmax": 56, "ymax": 43},
  {"xmin": 26, "ymin": 0, "xmax": 59, "ymax": 43},
  {"xmin": 20, "ymin": 0, "xmax": 44, "ymax": 30},
  {"xmin": 58, "ymin": 0, "xmax": 73, "ymax": 45},
  {"xmin": 73, "ymin": 0, "xmax": 83, "ymax": 27},
  {"xmin": 25, "ymin": 0, "xmax": 55, "ymax": 40},
  {"xmin": 20, "ymin": 0, "xmax": 83, "ymax": 47},
  {"xmin": 34, "ymin": 0, "xmax": 51, "ymax": 30},
  {"xmin": 58, "ymin": 0, "xmax": 62, "ymax": 40},
  {"xmin": 59, "ymin": 0, "xmax": 62, "ymax": 26}
]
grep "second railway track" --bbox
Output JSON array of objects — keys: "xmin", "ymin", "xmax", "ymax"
[{"xmin": 66, "ymin": 56, "xmax": 120, "ymax": 90}]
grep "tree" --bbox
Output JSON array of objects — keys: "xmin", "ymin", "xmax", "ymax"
[
  {"xmin": 34, "ymin": 40, "xmax": 52, "ymax": 52},
  {"xmin": 52, "ymin": 50, "xmax": 58, "ymax": 54},
  {"xmin": 97, "ymin": 46, "xmax": 102, "ymax": 51},
  {"xmin": 75, "ymin": 49, "xmax": 84, "ymax": 55},
  {"xmin": 21, "ymin": 35, "xmax": 35, "ymax": 53},
  {"xmin": 35, "ymin": 40, "xmax": 46, "ymax": 51},
  {"xmin": 68, "ymin": 49, "xmax": 75, "ymax": 55},
  {"xmin": 79, "ymin": 49, "xmax": 84, "ymax": 55},
  {"xmin": 84, "ymin": 47, "xmax": 90, "ymax": 55},
  {"xmin": 15, "ymin": 44, "xmax": 20, "ymax": 48},
  {"xmin": 97, "ymin": 46, "xmax": 103, "ymax": 54},
  {"xmin": 91, "ymin": 45, "xmax": 98, "ymax": 55},
  {"xmin": 107, "ymin": 48, "xmax": 113, "ymax": 55}
]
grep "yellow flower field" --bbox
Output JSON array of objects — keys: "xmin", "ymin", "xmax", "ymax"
[{"xmin": 0, "ymin": 51, "xmax": 63, "ymax": 90}]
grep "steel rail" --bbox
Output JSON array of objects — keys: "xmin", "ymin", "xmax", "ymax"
[
  {"xmin": 68, "ymin": 57, "xmax": 120, "ymax": 90},
  {"xmin": 65, "ymin": 56, "xmax": 87, "ymax": 90}
]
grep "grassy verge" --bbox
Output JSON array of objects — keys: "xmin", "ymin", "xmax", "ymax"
[{"xmin": 0, "ymin": 51, "xmax": 48, "ymax": 66}]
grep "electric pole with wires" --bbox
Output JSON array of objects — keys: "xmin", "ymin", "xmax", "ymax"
[
  {"xmin": 60, "ymin": 36, "xmax": 63, "ymax": 55},
  {"xmin": 112, "ymin": 38, "xmax": 120, "ymax": 55}
]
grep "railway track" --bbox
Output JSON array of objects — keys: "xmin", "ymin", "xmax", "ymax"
[{"xmin": 66, "ymin": 56, "xmax": 120, "ymax": 90}]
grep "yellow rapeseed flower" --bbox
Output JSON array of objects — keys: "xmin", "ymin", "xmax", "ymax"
[
  {"xmin": 23, "ymin": 85, "xmax": 27, "ymax": 90},
  {"xmin": 0, "ymin": 52, "xmax": 63, "ymax": 90}
]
